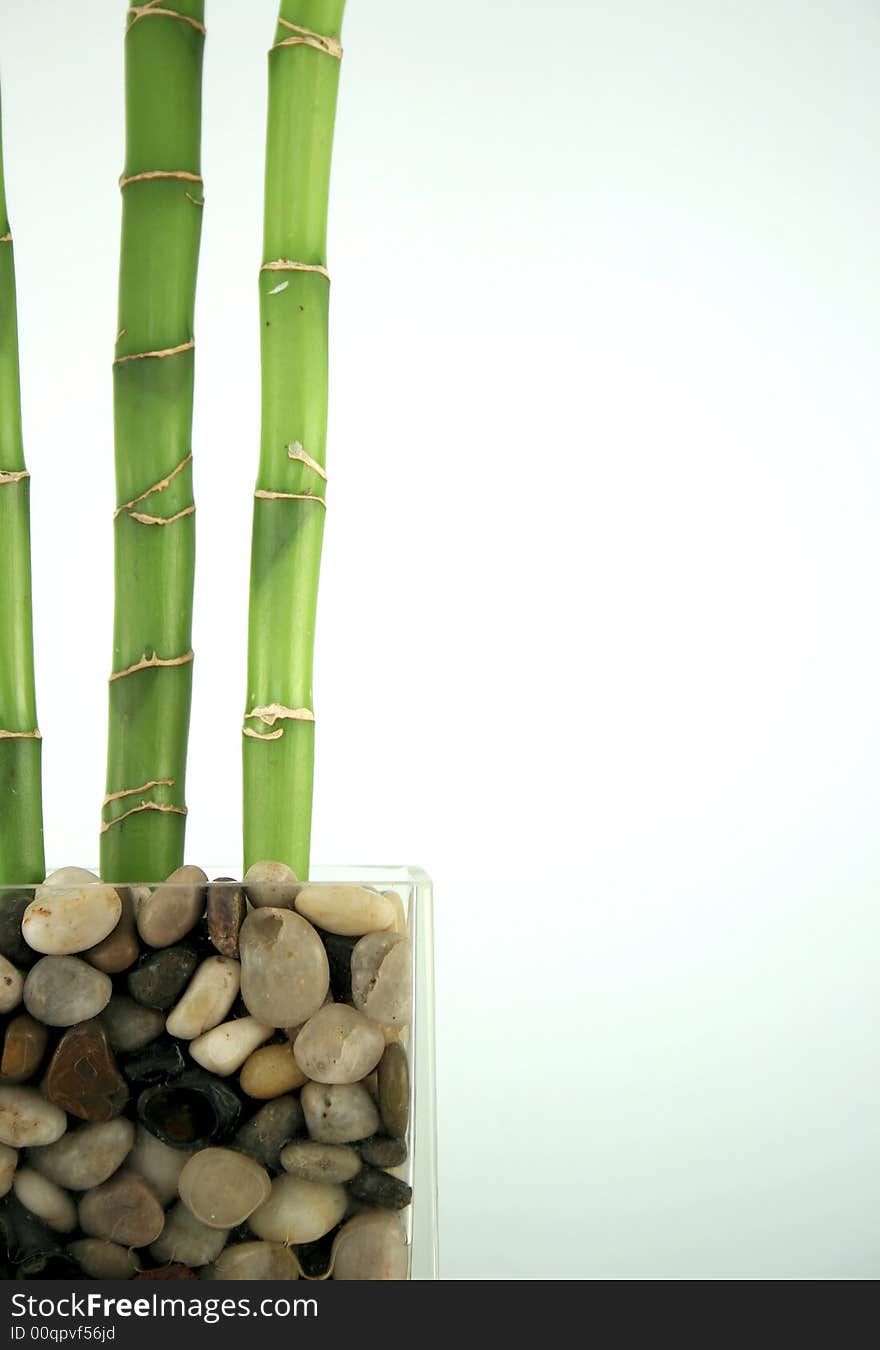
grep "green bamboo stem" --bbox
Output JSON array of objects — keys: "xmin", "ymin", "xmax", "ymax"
[
  {"xmin": 101, "ymin": 1, "xmax": 205, "ymax": 882},
  {"xmin": 0, "ymin": 90, "xmax": 45, "ymax": 887},
  {"xmin": 243, "ymin": 1, "xmax": 345, "ymax": 879}
]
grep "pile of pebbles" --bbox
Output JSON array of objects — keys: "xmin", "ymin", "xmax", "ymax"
[{"xmin": 0, "ymin": 864, "xmax": 413, "ymax": 1281}]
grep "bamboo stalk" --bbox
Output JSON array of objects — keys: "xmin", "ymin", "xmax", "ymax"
[
  {"xmin": 243, "ymin": 0, "xmax": 345, "ymax": 878},
  {"xmin": 101, "ymin": 1, "xmax": 205, "ymax": 882},
  {"xmin": 0, "ymin": 89, "xmax": 45, "ymax": 886}
]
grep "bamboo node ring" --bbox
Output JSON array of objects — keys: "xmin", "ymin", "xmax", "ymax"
[
  {"xmin": 114, "ymin": 339, "xmax": 195, "ymax": 365},
  {"xmin": 126, "ymin": 6, "xmax": 206, "ymax": 37},
  {"xmin": 103, "ymin": 779, "xmax": 175, "ymax": 807},
  {"xmin": 261, "ymin": 259, "xmax": 330, "ymax": 282},
  {"xmin": 115, "ymin": 453, "xmax": 193, "ymax": 518},
  {"xmin": 110, "ymin": 649, "xmax": 194, "ymax": 683},
  {"xmin": 273, "ymin": 20, "xmax": 342, "ymax": 59},
  {"xmin": 0, "ymin": 729, "xmax": 41, "ymax": 741},
  {"xmin": 101, "ymin": 801, "xmax": 187, "ymax": 834},
  {"xmin": 119, "ymin": 170, "xmax": 203, "ymax": 190},
  {"xmin": 0, "ymin": 470, "xmax": 30, "ymax": 485}
]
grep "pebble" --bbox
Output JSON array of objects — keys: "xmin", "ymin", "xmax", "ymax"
[
  {"xmin": 378, "ymin": 1043, "xmax": 409, "ymax": 1139},
  {"xmin": 29, "ymin": 1118, "xmax": 135, "ymax": 1191},
  {"xmin": 249, "ymin": 1174, "xmax": 347, "ymax": 1245},
  {"xmin": 301, "ymin": 1082, "xmax": 379, "ymax": 1144},
  {"xmin": 349, "ymin": 1164, "xmax": 412, "ymax": 1211},
  {"xmin": 78, "ymin": 1171, "xmax": 164, "ymax": 1247},
  {"xmin": 0, "ymin": 891, "xmax": 38, "ymax": 968},
  {"xmin": 179, "ymin": 1147, "xmax": 271, "ymax": 1228},
  {"xmin": 239, "ymin": 908, "xmax": 329, "ymax": 1027},
  {"xmin": 280, "ymin": 1140, "xmax": 361, "ymax": 1184},
  {"xmin": 84, "ymin": 889, "xmax": 139, "ymax": 974},
  {"xmin": 137, "ymin": 1070, "xmax": 241, "ymax": 1149},
  {"xmin": 126, "ymin": 1125, "xmax": 192, "ymax": 1206},
  {"xmin": 166, "ymin": 955, "xmax": 241, "ymax": 1040},
  {"xmin": 212, "ymin": 1240, "xmax": 301, "ymax": 1280},
  {"xmin": 122, "ymin": 1037, "xmax": 187, "ymax": 1085},
  {"xmin": 293, "ymin": 1004, "xmax": 385, "ymax": 1085},
  {"xmin": 234, "ymin": 1096, "xmax": 305, "ymax": 1170},
  {"xmin": 43, "ymin": 867, "xmax": 101, "ymax": 887},
  {"xmin": 0, "ymin": 1087, "xmax": 67, "ymax": 1147},
  {"xmin": 68, "ymin": 1239, "xmax": 140, "ymax": 1280},
  {"xmin": 359, "ymin": 1136, "xmax": 407, "ymax": 1169},
  {"xmin": 100, "ymin": 994, "xmax": 165, "ymax": 1053},
  {"xmin": 189, "ymin": 1015, "xmax": 273, "ymax": 1077},
  {"xmin": 244, "ymin": 860, "xmax": 300, "ymax": 909},
  {"xmin": 13, "ymin": 1167, "xmax": 77, "ymax": 1232},
  {"xmin": 45, "ymin": 1020, "xmax": 128, "ymax": 1122},
  {"xmin": 383, "ymin": 890, "xmax": 408, "ymax": 934},
  {"xmin": 23, "ymin": 884, "xmax": 122, "ymax": 956},
  {"xmin": 0, "ymin": 1143, "xmax": 18, "ymax": 1197},
  {"xmin": 0, "ymin": 1193, "xmax": 68, "ymax": 1275},
  {"xmin": 0, "ymin": 955, "xmax": 24, "ymax": 1013},
  {"xmin": 149, "ymin": 1201, "xmax": 227, "ymax": 1267},
  {"xmin": 24, "ymin": 956, "xmax": 112, "ymax": 1026},
  {"xmin": 331, "ymin": 1209, "xmax": 409, "ymax": 1281},
  {"xmin": 240, "ymin": 1042, "xmax": 308, "ymax": 1098},
  {"xmin": 206, "ymin": 880, "xmax": 246, "ymax": 958},
  {"xmin": 294, "ymin": 884, "xmax": 395, "ymax": 937},
  {"xmin": 351, "ymin": 932, "xmax": 412, "ymax": 1027},
  {"xmin": 0, "ymin": 1014, "xmax": 48, "ymax": 1084},
  {"xmin": 136, "ymin": 866, "xmax": 207, "ymax": 948},
  {"xmin": 127, "ymin": 943, "xmax": 199, "ymax": 1010}
]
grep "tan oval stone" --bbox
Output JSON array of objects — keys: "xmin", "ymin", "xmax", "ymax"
[
  {"xmin": 294, "ymin": 884, "xmax": 395, "ymax": 937},
  {"xmin": 240, "ymin": 1043, "xmax": 308, "ymax": 1098},
  {"xmin": 189, "ymin": 1016, "xmax": 273, "ymax": 1077},
  {"xmin": 136, "ymin": 866, "xmax": 207, "ymax": 948},
  {"xmin": 178, "ymin": 1147, "xmax": 271, "ymax": 1228},
  {"xmin": 244, "ymin": 860, "xmax": 300, "ymax": 909},
  {"xmin": 212, "ymin": 1240, "xmax": 300, "ymax": 1280},
  {"xmin": 166, "ymin": 956, "xmax": 241, "ymax": 1040},
  {"xmin": 126, "ymin": 1126, "xmax": 192, "ymax": 1207},
  {"xmin": 331, "ymin": 1210, "xmax": 409, "ymax": 1281},
  {"xmin": 293, "ymin": 1004, "xmax": 384, "ymax": 1084},
  {"xmin": 0, "ymin": 1086, "xmax": 67, "ymax": 1147},
  {"xmin": 13, "ymin": 1166, "xmax": 77, "ymax": 1232},
  {"xmin": 23, "ymin": 885, "xmax": 122, "ymax": 956},
  {"xmin": 0, "ymin": 1142, "xmax": 18, "ymax": 1197},
  {"xmin": 239, "ymin": 907, "xmax": 329, "ymax": 1028},
  {"xmin": 280, "ymin": 1140, "xmax": 362, "ymax": 1184},
  {"xmin": 149, "ymin": 1201, "xmax": 228, "ymax": 1267},
  {"xmin": 249, "ymin": 1174, "xmax": 347, "ymax": 1245},
  {"xmin": 301, "ymin": 1081, "xmax": 379, "ymax": 1144},
  {"xmin": 43, "ymin": 868, "xmax": 100, "ymax": 887},
  {"xmin": 0, "ymin": 955, "xmax": 24, "ymax": 1014},
  {"xmin": 68, "ymin": 1239, "xmax": 140, "ymax": 1280},
  {"xmin": 78, "ymin": 1171, "xmax": 164, "ymax": 1247},
  {"xmin": 351, "ymin": 933, "xmax": 412, "ymax": 1027},
  {"xmin": 29, "ymin": 1118, "xmax": 135, "ymax": 1191}
]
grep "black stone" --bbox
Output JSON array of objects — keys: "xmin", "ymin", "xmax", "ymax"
[
  {"xmin": 294, "ymin": 1228, "xmax": 339, "ymax": 1280},
  {"xmin": 0, "ymin": 891, "xmax": 37, "ymax": 969},
  {"xmin": 0, "ymin": 1196, "xmax": 62, "ymax": 1272},
  {"xmin": 127, "ymin": 943, "xmax": 199, "ymax": 1010},
  {"xmin": 137, "ymin": 1069, "xmax": 242, "ymax": 1149},
  {"xmin": 319, "ymin": 930, "xmax": 357, "ymax": 1004},
  {"xmin": 348, "ymin": 1165, "xmax": 412, "ymax": 1211},
  {"xmin": 359, "ymin": 1135, "xmax": 408, "ymax": 1169},
  {"xmin": 122, "ymin": 1036, "xmax": 187, "ymax": 1085},
  {"xmin": 234, "ymin": 1095, "xmax": 305, "ymax": 1171}
]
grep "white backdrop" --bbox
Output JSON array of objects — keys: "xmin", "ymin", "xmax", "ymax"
[{"xmin": 1, "ymin": 0, "xmax": 879, "ymax": 1278}]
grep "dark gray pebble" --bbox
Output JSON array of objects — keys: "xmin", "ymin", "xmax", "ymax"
[
  {"xmin": 348, "ymin": 1164, "xmax": 412, "ymax": 1211},
  {"xmin": 127, "ymin": 943, "xmax": 199, "ymax": 1011}
]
